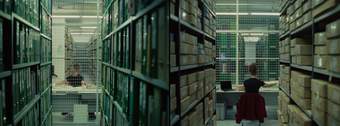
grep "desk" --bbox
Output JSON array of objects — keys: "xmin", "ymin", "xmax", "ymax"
[
  {"xmin": 52, "ymin": 83, "xmax": 101, "ymax": 113},
  {"xmin": 216, "ymin": 88, "xmax": 278, "ymax": 120}
]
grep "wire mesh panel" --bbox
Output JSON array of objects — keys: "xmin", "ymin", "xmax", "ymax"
[
  {"xmin": 51, "ymin": 0, "xmax": 102, "ymax": 125},
  {"xmin": 216, "ymin": 33, "xmax": 237, "ymax": 84},
  {"xmin": 216, "ymin": 0, "xmax": 279, "ymax": 85}
]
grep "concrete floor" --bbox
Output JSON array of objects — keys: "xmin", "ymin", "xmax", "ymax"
[{"xmin": 217, "ymin": 120, "xmax": 278, "ymax": 126}]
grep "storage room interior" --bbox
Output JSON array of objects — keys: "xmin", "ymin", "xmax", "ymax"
[{"xmin": 0, "ymin": 0, "xmax": 340, "ymax": 126}]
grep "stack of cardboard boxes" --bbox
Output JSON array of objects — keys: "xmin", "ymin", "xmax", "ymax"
[
  {"xmin": 171, "ymin": 34, "xmax": 176, "ymax": 67},
  {"xmin": 288, "ymin": 104, "xmax": 312, "ymax": 126},
  {"xmin": 170, "ymin": 84, "xmax": 177, "ymax": 117},
  {"xmin": 278, "ymin": 91, "xmax": 290, "ymax": 126},
  {"xmin": 311, "ymin": 79, "xmax": 328, "ymax": 126},
  {"xmin": 302, "ymin": 0, "xmax": 312, "ymax": 24},
  {"xmin": 203, "ymin": 9, "xmax": 215, "ymax": 37},
  {"xmin": 279, "ymin": 65, "xmax": 291, "ymax": 94},
  {"xmin": 181, "ymin": 103, "xmax": 204, "ymax": 126},
  {"xmin": 180, "ymin": 32, "xmax": 198, "ymax": 66},
  {"xmin": 180, "ymin": 73, "xmax": 196, "ymax": 114},
  {"xmin": 290, "ymin": 71, "xmax": 311, "ymax": 111},
  {"xmin": 312, "ymin": 0, "xmax": 340, "ymax": 17},
  {"xmin": 290, "ymin": 38, "xmax": 312, "ymax": 65},
  {"xmin": 201, "ymin": 40, "xmax": 216, "ymax": 64},
  {"xmin": 279, "ymin": 14, "xmax": 290, "ymax": 34},
  {"xmin": 179, "ymin": 68, "xmax": 215, "ymax": 114},
  {"xmin": 204, "ymin": 91, "xmax": 216, "ymax": 124},
  {"xmin": 314, "ymin": 32, "xmax": 329, "ymax": 69},
  {"xmin": 204, "ymin": 69, "xmax": 216, "ymax": 95},
  {"xmin": 327, "ymin": 84, "xmax": 340, "ymax": 125},
  {"xmin": 283, "ymin": 0, "xmax": 313, "ymax": 32},
  {"xmin": 170, "ymin": 0, "xmax": 176, "ymax": 15},
  {"xmin": 279, "ymin": 38, "xmax": 290, "ymax": 61},
  {"xmin": 326, "ymin": 19, "xmax": 340, "ymax": 74},
  {"xmin": 179, "ymin": 68, "xmax": 215, "ymax": 125},
  {"xmin": 181, "ymin": 0, "xmax": 200, "ymax": 27}
]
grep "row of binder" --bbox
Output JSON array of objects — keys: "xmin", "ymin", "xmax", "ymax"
[
  {"xmin": 0, "ymin": 21, "xmax": 3, "ymax": 72},
  {"xmin": 17, "ymin": 103, "xmax": 39, "ymax": 126},
  {"xmin": 102, "ymin": 27, "xmax": 130, "ymax": 69},
  {"xmin": 116, "ymin": 72, "xmax": 129, "ymax": 114},
  {"xmin": 103, "ymin": 0, "xmax": 159, "ymax": 36},
  {"xmin": 12, "ymin": 67, "xmax": 37, "ymax": 114},
  {"xmin": 102, "ymin": 92, "xmax": 113, "ymax": 126},
  {"xmin": 41, "ymin": 38, "xmax": 52, "ymax": 63},
  {"xmin": 14, "ymin": 22, "xmax": 40, "ymax": 64},
  {"xmin": 102, "ymin": 65, "xmax": 114, "ymax": 94},
  {"xmin": 14, "ymin": 0, "xmax": 39, "ymax": 26},
  {"xmin": 40, "ymin": 65, "xmax": 51, "ymax": 93},
  {"xmin": 139, "ymin": 81, "xmax": 167, "ymax": 126},
  {"xmin": 40, "ymin": 88, "xmax": 51, "ymax": 122},
  {"xmin": 135, "ymin": 6, "xmax": 168, "ymax": 80},
  {"xmin": 41, "ymin": 0, "xmax": 52, "ymax": 13},
  {"xmin": 0, "ymin": 0, "xmax": 11, "ymax": 13},
  {"xmin": 41, "ymin": 9, "xmax": 52, "ymax": 37},
  {"xmin": 0, "ymin": 79, "xmax": 6, "ymax": 125}
]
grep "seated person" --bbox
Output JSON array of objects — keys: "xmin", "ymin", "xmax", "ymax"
[
  {"xmin": 62, "ymin": 64, "xmax": 96, "ymax": 120},
  {"xmin": 66, "ymin": 64, "xmax": 85, "ymax": 87}
]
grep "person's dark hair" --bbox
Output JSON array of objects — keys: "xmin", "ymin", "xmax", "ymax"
[
  {"xmin": 248, "ymin": 63, "xmax": 257, "ymax": 76},
  {"xmin": 73, "ymin": 64, "xmax": 80, "ymax": 70}
]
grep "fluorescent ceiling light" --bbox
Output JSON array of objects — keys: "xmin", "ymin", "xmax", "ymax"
[
  {"xmin": 80, "ymin": 26, "xmax": 97, "ymax": 29},
  {"xmin": 52, "ymin": 15, "xmax": 81, "ymax": 18},
  {"xmin": 244, "ymin": 36, "xmax": 260, "ymax": 42},
  {"xmin": 52, "ymin": 15, "xmax": 102, "ymax": 18},
  {"xmin": 250, "ymin": 12, "xmax": 280, "ymax": 16},
  {"xmin": 71, "ymin": 33, "xmax": 95, "ymax": 35},
  {"xmin": 216, "ymin": 12, "xmax": 248, "ymax": 15},
  {"xmin": 216, "ymin": 12, "xmax": 280, "ymax": 16},
  {"xmin": 81, "ymin": 16, "xmax": 101, "ymax": 18}
]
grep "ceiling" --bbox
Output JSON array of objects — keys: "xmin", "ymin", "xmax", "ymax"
[{"xmin": 52, "ymin": 0, "xmax": 102, "ymax": 43}]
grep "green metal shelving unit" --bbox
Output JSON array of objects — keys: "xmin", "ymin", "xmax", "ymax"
[
  {"xmin": 0, "ymin": 0, "xmax": 53, "ymax": 125},
  {"xmin": 101, "ymin": 0, "xmax": 169, "ymax": 126}
]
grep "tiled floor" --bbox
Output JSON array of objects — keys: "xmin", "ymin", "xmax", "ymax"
[{"xmin": 217, "ymin": 120, "xmax": 278, "ymax": 126}]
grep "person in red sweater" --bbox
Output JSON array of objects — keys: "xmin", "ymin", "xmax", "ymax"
[{"xmin": 235, "ymin": 63, "xmax": 273, "ymax": 126}]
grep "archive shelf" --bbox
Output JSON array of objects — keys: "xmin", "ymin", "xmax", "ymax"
[
  {"xmin": 170, "ymin": 14, "xmax": 216, "ymax": 43},
  {"xmin": 41, "ymin": 106, "xmax": 53, "ymax": 124},
  {"xmin": 101, "ymin": 0, "xmax": 169, "ymax": 125},
  {"xmin": 0, "ymin": 11, "xmax": 11, "ymax": 20},
  {"xmin": 170, "ymin": 0, "xmax": 216, "ymax": 125},
  {"xmin": 201, "ymin": 1, "xmax": 216, "ymax": 18},
  {"xmin": 103, "ymin": 0, "xmax": 166, "ymax": 40},
  {"xmin": 171, "ymin": 62, "xmax": 215, "ymax": 73},
  {"xmin": 132, "ymin": 71, "xmax": 168, "ymax": 91},
  {"xmin": 314, "ymin": 5, "xmax": 340, "ymax": 25},
  {"xmin": 13, "ymin": 95, "xmax": 40, "ymax": 124},
  {"xmin": 0, "ymin": 71, "xmax": 11, "ymax": 79},
  {"xmin": 279, "ymin": 87, "xmax": 290, "ymax": 97},
  {"xmin": 279, "ymin": 60, "xmax": 290, "ymax": 64},
  {"xmin": 170, "ymin": 115, "xmax": 180, "ymax": 126},
  {"xmin": 279, "ymin": 31, "xmax": 290, "ymax": 40},
  {"xmin": 279, "ymin": 1, "xmax": 340, "ymax": 126},
  {"xmin": 41, "ymin": 33, "xmax": 52, "ymax": 41},
  {"xmin": 290, "ymin": 20, "xmax": 313, "ymax": 36},
  {"xmin": 0, "ymin": 0, "xmax": 53, "ymax": 125},
  {"xmin": 290, "ymin": 64, "xmax": 313, "ymax": 72},
  {"xmin": 12, "ymin": 62, "xmax": 40, "ymax": 69},
  {"xmin": 12, "ymin": 13, "xmax": 40, "ymax": 32},
  {"xmin": 180, "ymin": 88, "xmax": 216, "ymax": 118},
  {"xmin": 40, "ymin": 62, "xmax": 52, "ymax": 67}
]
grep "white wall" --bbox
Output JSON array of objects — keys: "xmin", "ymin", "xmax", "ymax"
[{"xmin": 52, "ymin": 18, "xmax": 66, "ymax": 81}]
